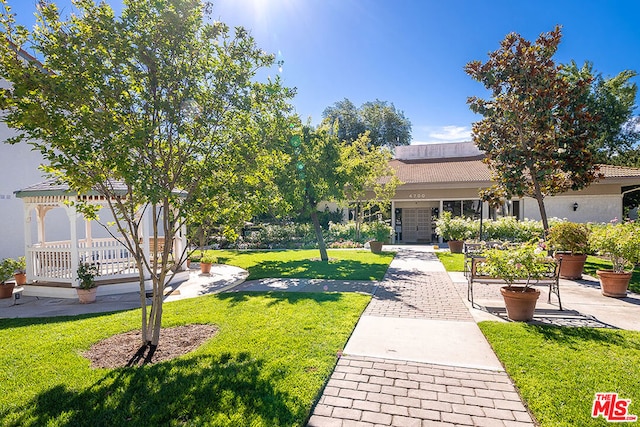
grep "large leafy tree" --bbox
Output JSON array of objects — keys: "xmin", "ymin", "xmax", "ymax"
[
  {"xmin": 0, "ymin": 0, "xmax": 293, "ymax": 346},
  {"xmin": 563, "ymin": 61, "xmax": 638, "ymax": 163},
  {"xmin": 465, "ymin": 26, "xmax": 600, "ymax": 231},
  {"xmin": 275, "ymin": 122, "xmax": 398, "ymax": 261},
  {"xmin": 322, "ymin": 98, "xmax": 412, "ymax": 148}
]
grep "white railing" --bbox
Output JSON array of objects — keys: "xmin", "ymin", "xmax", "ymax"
[{"xmin": 28, "ymin": 238, "xmax": 138, "ymax": 284}]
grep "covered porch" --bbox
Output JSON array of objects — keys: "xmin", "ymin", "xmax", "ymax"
[{"xmin": 15, "ymin": 181, "xmax": 187, "ymax": 298}]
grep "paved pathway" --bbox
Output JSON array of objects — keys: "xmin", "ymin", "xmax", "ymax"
[{"xmin": 307, "ymin": 249, "xmax": 535, "ymax": 426}]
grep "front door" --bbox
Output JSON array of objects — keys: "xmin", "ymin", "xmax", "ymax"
[{"xmin": 401, "ymin": 209, "xmax": 431, "ymax": 243}]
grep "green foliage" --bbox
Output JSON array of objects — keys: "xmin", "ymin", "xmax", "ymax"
[
  {"xmin": 76, "ymin": 263, "xmax": 100, "ymax": 289},
  {"xmin": 364, "ymin": 221, "xmax": 393, "ymax": 242},
  {"xmin": 435, "ymin": 212, "xmax": 475, "ymax": 241},
  {"xmin": 0, "ymin": 292, "xmax": 370, "ymax": 426},
  {"xmin": 0, "ymin": 0, "xmax": 294, "ymax": 344},
  {"xmin": 563, "ymin": 61, "xmax": 639, "ymax": 163},
  {"xmin": 479, "ymin": 243, "xmax": 551, "ymax": 288},
  {"xmin": 0, "ymin": 258, "xmax": 15, "ymax": 283},
  {"xmin": 589, "ymin": 221, "xmax": 640, "ymax": 273},
  {"xmin": 547, "ymin": 221, "xmax": 591, "ymax": 254},
  {"xmin": 322, "ymin": 98, "xmax": 412, "ymax": 148},
  {"xmin": 211, "ymin": 249, "xmax": 394, "ymax": 281},
  {"xmin": 479, "ymin": 322, "xmax": 640, "ymax": 426},
  {"xmin": 199, "ymin": 254, "xmax": 217, "ymax": 264},
  {"xmin": 465, "ymin": 26, "xmax": 600, "ymax": 231},
  {"xmin": 482, "ymin": 217, "xmax": 545, "ymax": 242}
]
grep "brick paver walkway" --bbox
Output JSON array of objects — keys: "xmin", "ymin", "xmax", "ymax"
[{"xmin": 307, "ymin": 250, "xmax": 535, "ymax": 426}]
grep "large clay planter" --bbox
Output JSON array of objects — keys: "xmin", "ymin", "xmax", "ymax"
[
  {"xmin": 500, "ymin": 286, "xmax": 540, "ymax": 321},
  {"xmin": 13, "ymin": 272, "xmax": 27, "ymax": 285},
  {"xmin": 77, "ymin": 287, "xmax": 98, "ymax": 304},
  {"xmin": 0, "ymin": 282, "xmax": 16, "ymax": 299},
  {"xmin": 448, "ymin": 240, "xmax": 464, "ymax": 254},
  {"xmin": 200, "ymin": 262, "xmax": 212, "ymax": 274},
  {"xmin": 369, "ymin": 241, "xmax": 384, "ymax": 254},
  {"xmin": 554, "ymin": 253, "xmax": 587, "ymax": 280},
  {"xmin": 596, "ymin": 270, "xmax": 631, "ymax": 298}
]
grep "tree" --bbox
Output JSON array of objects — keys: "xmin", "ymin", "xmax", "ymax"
[
  {"xmin": 563, "ymin": 61, "xmax": 638, "ymax": 163},
  {"xmin": 322, "ymin": 98, "xmax": 412, "ymax": 148},
  {"xmin": 465, "ymin": 26, "xmax": 600, "ymax": 232},
  {"xmin": 0, "ymin": 0, "xmax": 293, "ymax": 346},
  {"xmin": 275, "ymin": 122, "xmax": 398, "ymax": 261}
]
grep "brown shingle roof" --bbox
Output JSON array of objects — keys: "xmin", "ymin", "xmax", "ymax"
[{"xmin": 390, "ymin": 157, "xmax": 640, "ymax": 185}]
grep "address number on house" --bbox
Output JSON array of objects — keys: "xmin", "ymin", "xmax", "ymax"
[{"xmin": 408, "ymin": 193, "xmax": 427, "ymax": 199}]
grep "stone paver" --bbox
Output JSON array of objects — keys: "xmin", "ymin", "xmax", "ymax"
[
  {"xmin": 308, "ymin": 356, "xmax": 534, "ymax": 427},
  {"xmin": 307, "ymin": 248, "xmax": 535, "ymax": 426}
]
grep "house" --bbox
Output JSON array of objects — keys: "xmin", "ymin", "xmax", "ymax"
[{"xmin": 388, "ymin": 142, "xmax": 640, "ymax": 243}]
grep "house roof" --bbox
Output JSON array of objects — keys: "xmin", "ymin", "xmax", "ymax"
[{"xmin": 390, "ymin": 156, "xmax": 640, "ymax": 185}]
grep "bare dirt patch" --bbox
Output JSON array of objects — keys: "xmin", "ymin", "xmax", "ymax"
[{"xmin": 84, "ymin": 324, "xmax": 218, "ymax": 369}]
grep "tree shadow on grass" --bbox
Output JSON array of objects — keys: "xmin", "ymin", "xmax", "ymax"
[
  {"xmin": 527, "ymin": 323, "xmax": 640, "ymax": 350},
  {"xmin": 0, "ymin": 310, "xmax": 136, "ymax": 331},
  {"xmin": 216, "ymin": 291, "xmax": 344, "ymax": 308},
  {"xmin": 3, "ymin": 352, "xmax": 304, "ymax": 427},
  {"xmin": 246, "ymin": 259, "xmax": 388, "ymax": 281}
]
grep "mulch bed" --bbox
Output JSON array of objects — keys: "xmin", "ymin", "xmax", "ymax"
[{"xmin": 83, "ymin": 324, "xmax": 218, "ymax": 369}]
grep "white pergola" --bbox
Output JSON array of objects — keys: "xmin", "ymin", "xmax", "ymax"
[{"xmin": 15, "ymin": 179, "xmax": 187, "ymax": 290}]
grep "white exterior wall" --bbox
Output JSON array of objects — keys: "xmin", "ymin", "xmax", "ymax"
[{"xmin": 521, "ymin": 195, "xmax": 621, "ymax": 224}]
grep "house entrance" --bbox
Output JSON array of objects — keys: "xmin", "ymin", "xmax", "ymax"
[{"xmin": 399, "ymin": 208, "xmax": 436, "ymax": 243}]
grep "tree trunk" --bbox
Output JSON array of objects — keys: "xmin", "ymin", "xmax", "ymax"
[
  {"xmin": 532, "ymin": 178, "xmax": 549, "ymax": 232},
  {"xmin": 310, "ymin": 209, "xmax": 329, "ymax": 261}
]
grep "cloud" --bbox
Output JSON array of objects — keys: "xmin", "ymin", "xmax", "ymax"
[{"xmin": 411, "ymin": 125, "xmax": 472, "ymax": 144}]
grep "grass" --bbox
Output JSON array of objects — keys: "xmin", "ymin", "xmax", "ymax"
[
  {"xmin": 479, "ymin": 322, "xmax": 640, "ymax": 426},
  {"xmin": 435, "ymin": 252, "xmax": 464, "ymax": 272},
  {"xmin": 0, "ymin": 292, "xmax": 370, "ymax": 426},
  {"xmin": 584, "ymin": 255, "xmax": 640, "ymax": 293},
  {"xmin": 210, "ymin": 249, "xmax": 395, "ymax": 281}
]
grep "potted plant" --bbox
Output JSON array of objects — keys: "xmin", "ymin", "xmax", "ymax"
[
  {"xmin": 199, "ymin": 253, "xmax": 217, "ymax": 275},
  {"xmin": 480, "ymin": 242, "xmax": 551, "ymax": 321},
  {"xmin": 10, "ymin": 256, "xmax": 27, "ymax": 285},
  {"xmin": 0, "ymin": 258, "xmax": 16, "ymax": 299},
  {"xmin": 589, "ymin": 221, "xmax": 640, "ymax": 297},
  {"xmin": 76, "ymin": 262, "xmax": 100, "ymax": 303},
  {"xmin": 435, "ymin": 211, "xmax": 473, "ymax": 253},
  {"xmin": 547, "ymin": 221, "xmax": 590, "ymax": 279},
  {"xmin": 368, "ymin": 221, "xmax": 392, "ymax": 254}
]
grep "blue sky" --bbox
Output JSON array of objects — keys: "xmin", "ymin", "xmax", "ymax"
[{"xmin": 8, "ymin": 0, "xmax": 640, "ymax": 144}]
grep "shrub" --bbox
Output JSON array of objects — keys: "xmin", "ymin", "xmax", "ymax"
[
  {"xmin": 590, "ymin": 221, "xmax": 640, "ymax": 273},
  {"xmin": 547, "ymin": 221, "xmax": 590, "ymax": 254},
  {"xmin": 435, "ymin": 212, "xmax": 475, "ymax": 241}
]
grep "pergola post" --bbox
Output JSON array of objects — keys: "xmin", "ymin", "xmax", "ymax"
[
  {"xmin": 65, "ymin": 197, "xmax": 80, "ymax": 287},
  {"xmin": 23, "ymin": 204, "xmax": 33, "ymax": 281}
]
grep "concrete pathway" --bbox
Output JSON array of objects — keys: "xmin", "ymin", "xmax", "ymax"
[{"xmin": 307, "ymin": 248, "xmax": 535, "ymax": 426}]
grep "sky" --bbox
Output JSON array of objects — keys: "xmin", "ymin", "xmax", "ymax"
[{"xmin": 6, "ymin": 0, "xmax": 640, "ymax": 144}]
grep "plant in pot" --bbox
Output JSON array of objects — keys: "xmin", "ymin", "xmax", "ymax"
[
  {"xmin": 589, "ymin": 221, "xmax": 640, "ymax": 298},
  {"xmin": 435, "ymin": 211, "xmax": 473, "ymax": 253},
  {"xmin": 368, "ymin": 221, "xmax": 392, "ymax": 254},
  {"xmin": 76, "ymin": 262, "xmax": 100, "ymax": 304},
  {"xmin": 479, "ymin": 242, "xmax": 551, "ymax": 321},
  {"xmin": 0, "ymin": 258, "xmax": 16, "ymax": 299},
  {"xmin": 199, "ymin": 253, "xmax": 217, "ymax": 275},
  {"xmin": 547, "ymin": 221, "xmax": 590, "ymax": 279}
]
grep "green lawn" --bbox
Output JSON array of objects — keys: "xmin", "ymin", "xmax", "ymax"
[
  {"xmin": 0, "ymin": 292, "xmax": 370, "ymax": 426},
  {"xmin": 435, "ymin": 252, "xmax": 464, "ymax": 272},
  {"xmin": 210, "ymin": 249, "xmax": 395, "ymax": 281},
  {"xmin": 479, "ymin": 322, "xmax": 640, "ymax": 426},
  {"xmin": 584, "ymin": 255, "xmax": 640, "ymax": 293}
]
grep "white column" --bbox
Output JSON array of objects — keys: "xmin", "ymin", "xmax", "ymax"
[
  {"xmin": 23, "ymin": 204, "xmax": 33, "ymax": 281},
  {"xmin": 66, "ymin": 197, "xmax": 80, "ymax": 287},
  {"xmin": 391, "ymin": 201, "xmax": 396, "ymax": 243},
  {"xmin": 438, "ymin": 200, "xmax": 444, "ymax": 243}
]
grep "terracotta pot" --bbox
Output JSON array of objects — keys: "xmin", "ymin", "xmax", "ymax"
[
  {"xmin": 596, "ymin": 270, "xmax": 631, "ymax": 298},
  {"xmin": 500, "ymin": 286, "xmax": 540, "ymax": 321},
  {"xmin": 13, "ymin": 272, "xmax": 27, "ymax": 286},
  {"xmin": 448, "ymin": 240, "xmax": 464, "ymax": 254},
  {"xmin": 77, "ymin": 287, "xmax": 98, "ymax": 304},
  {"xmin": 554, "ymin": 253, "xmax": 587, "ymax": 280},
  {"xmin": 200, "ymin": 262, "xmax": 212, "ymax": 274},
  {"xmin": 0, "ymin": 282, "xmax": 16, "ymax": 299},
  {"xmin": 369, "ymin": 241, "xmax": 384, "ymax": 254}
]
